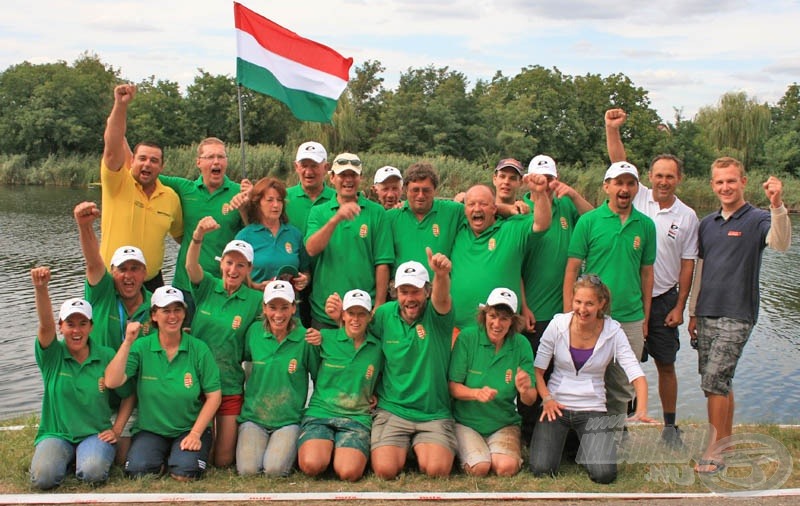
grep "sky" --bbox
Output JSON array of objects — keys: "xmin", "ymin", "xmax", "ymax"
[{"xmin": 1, "ymin": 0, "xmax": 799, "ymax": 123}]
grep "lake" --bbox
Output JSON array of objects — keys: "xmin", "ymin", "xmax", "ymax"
[{"xmin": 1, "ymin": 185, "xmax": 798, "ymax": 423}]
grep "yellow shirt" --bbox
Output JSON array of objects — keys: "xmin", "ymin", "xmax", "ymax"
[{"xmin": 99, "ymin": 160, "xmax": 183, "ymax": 281}]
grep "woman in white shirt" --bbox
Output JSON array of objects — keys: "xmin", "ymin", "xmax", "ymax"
[{"xmin": 530, "ymin": 274, "xmax": 654, "ymax": 483}]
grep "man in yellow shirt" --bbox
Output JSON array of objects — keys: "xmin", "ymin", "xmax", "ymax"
[{"xmin": 100, "ymin": 84, "xmax": 182, "ymax": 291}]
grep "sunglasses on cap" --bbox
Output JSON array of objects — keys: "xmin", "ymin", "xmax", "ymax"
[
  {"xmin": 334, "ymin": 158, "xmax": 362, "ymax": 166},
  {"xmin": 578, "ymin": 274, "xmax": 603, "ymax": 285}
]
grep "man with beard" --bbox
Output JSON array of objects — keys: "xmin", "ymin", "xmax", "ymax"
[
  {"xmin": 564, "ymin": 161, "xmax": 656, "ymax": 422},
  {"xmin": 326, "ymin": 249, "xmax": 456, "ymax": 479},
  {"xmin": 450, "ymin": 173, "xmax": 552, "ymax": 332},
  {"xmin": 100, "ymin": 84, "xmax": 182, "ymax": 292},
  {"xmin": 305, "ymin": 153, "xmax": 393, "ymax": 329},
  {"xmin": 386, "ymin": 162, "xmax": 465, "ymax": 280},
  {"xmin": 605, "ymin": 108, "xmax": 699, "ymax": 444}
]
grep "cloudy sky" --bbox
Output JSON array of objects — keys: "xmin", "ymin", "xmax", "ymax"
[{"xmin": 2, "ymin": 0, "xmax": 798, "ymax": 122}]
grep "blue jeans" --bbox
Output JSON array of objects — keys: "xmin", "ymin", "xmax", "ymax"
[
  {"xmin": 236, "ymin": 421, "xmax": 299, "ymax": 476},
  {"xmin": 125, "ymin": 429, "xmax": 212, "ymax": 479},
  {"xmin": 30, "ymin": 435, "xmax": 115, "ymax": 490},
  {"xmin": 529, "ymin": 409, "xmax": 618, "ymax": 484}
]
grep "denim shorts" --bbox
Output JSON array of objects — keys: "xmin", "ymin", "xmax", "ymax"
[{"xmin": 298, "ymin": 416, "xmax": 371, "ymax": 457}]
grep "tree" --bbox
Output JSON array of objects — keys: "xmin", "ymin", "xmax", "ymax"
[
  {"xmin": 185, "ymin": 70, "xmax": 239, "ymax": 141},
  {"xmin": 127, "ymin": 76, "xmax": 191, "ymax": 148}
]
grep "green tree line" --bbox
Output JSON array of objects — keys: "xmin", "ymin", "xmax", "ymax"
[{"xmin": 1, "ymin": 53, "xmax": 799, "ymax": 181}]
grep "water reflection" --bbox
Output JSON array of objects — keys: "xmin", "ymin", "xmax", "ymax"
[{"xmin": 0, "ymin": 186, "xmax": 798, "ymax": 423}]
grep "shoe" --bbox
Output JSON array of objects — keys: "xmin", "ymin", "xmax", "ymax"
[
  {"xmin": 695, "ymin": 458, "xmax": 726, "ymax": 475},
  {"xmin": 661, "ymin": 425, "xmax": 683, "ymax": 447}
]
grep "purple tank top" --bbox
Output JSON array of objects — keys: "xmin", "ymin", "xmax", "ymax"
[{"xmin": 570, "ymin": 345, "xmax": 594, "ymax": 371}]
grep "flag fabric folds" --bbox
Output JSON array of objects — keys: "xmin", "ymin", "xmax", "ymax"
[{"xmin": 234, "ymin": 2, "xmax": 353, "ymax": 123}]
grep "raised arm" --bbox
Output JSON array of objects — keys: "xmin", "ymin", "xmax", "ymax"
[
  {"xmin": 74, "ymin": 201, "xmax": 105, "ymax": 286},
  {"xmin": 103, "ymin": 84, "xmax": 136, "ymax": 171},
  {"xmin": 427, "ymin": 247, "xmax": 452, "ymax": 315},
  {"xmin": 605, "ymin": 108, "xmax": 627, "ymax": 163},
  {"xmin": 563, "ymin": 258, "xmax": 582, "ymax": 313},
  {"xmin": 105, "ymin": 321, "xmax": 140, "ymax": 389},
  {"xmin": 552, "ymin": 180, "xmax": 594, "ymax": 215},
  {"xmin": 187, "ymin": 216, "xmax": 221, "ymax": 285},
  {"xmin": 525, "ymin": 173, "xmax": 552, "ymax": 232},
  {"xmin": 31, "ymin": 267, "xmax": 56, "ymax": 349},
  {"xmin": 305, "ymin": 202, "xmax": 361, "ymax": 256},
  {"xmin": 764, "ymin": 176, "xmax": 792, "ymax": 251}
]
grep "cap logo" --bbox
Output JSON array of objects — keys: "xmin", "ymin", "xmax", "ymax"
[
  {"xmin": 166, "ymin": 288, "xmax": 179, "ymax": 295},
  {"xmin": 353, "ymin": 292, "xmax": 364, "ymax": 298},
  {"xmin": 305, "ymin": 145, "xmax": 315, "ymax": 151},
  {"xmin": 404, "ymin": 267, "xmax": 416, "ymax": 274},
  {"xmin": 538, "ymin": 160, "xmax": 548, "ymax": 166},
  {"xmin": 274, "ymin": 282, "xmax": 287, "ymax": 290},
  {"xmin": 501, "ymin": 291, "xmax": 512, "ymax": 298},
  {"xmin": 71, "ymin": 301, "xmax": 84, "ymax": 307},
  {"xmin": 123, "ymin": 248, "xmax": 136, "ymax": 254}
]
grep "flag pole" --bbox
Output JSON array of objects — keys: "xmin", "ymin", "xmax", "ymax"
[{"xmin": 237, "ymin": 84, "xmax": 247, "ymax": 180}]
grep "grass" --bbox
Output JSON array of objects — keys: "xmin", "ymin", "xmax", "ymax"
[{"xmin": 2, "ymin": 415, "xmax": 798, "ymax": 497}]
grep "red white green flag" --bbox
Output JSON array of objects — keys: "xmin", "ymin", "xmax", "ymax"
[{"xmin": 234, "ymin": 2, "xmax": 353, "ymax": 123}]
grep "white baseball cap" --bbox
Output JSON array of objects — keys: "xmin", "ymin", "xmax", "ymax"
[
  {"xmin": 394, "ymin": 261, "xmax": 429, "ymax": 288},
  {"xmin": 296, "ymin": 141, "xmax": 327, "ymax": 163},
  {"xmin": 221, "ymin": 240, "xmax": 254, "ymax": 264},
  {"xmin": 483, "ymin": 287, "xmax": 518, "ymax": 313},
  {"xmin": 151, "ymin": 286, "xmax": 187, "ymax": 308},
  {"xmin": 59, "ymin": 298, "xmax": 93, "ymax": 321},
  {"xmin": 263, "ymin": 280, "xmax": 295, "ymax": 304},
  {"xmin": 374, "ymin": 166, "xmax": 403, "ymax": 184},
  {"xmin": 342, "ymin": 289, "xmax": 372, "ymax": 312},
  {"xmin": 111, "ymin": 246, "xmax": 146, "ymax": 269},
  {"xmin": 528, "ymin": 155, "xmax": 558, "ymax": 177},
  {"xmin": 604, "ymin": 161, "xmax": 639, "ymax": 181}
]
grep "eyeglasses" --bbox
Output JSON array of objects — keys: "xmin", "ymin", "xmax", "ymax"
[
  {"xmin": 199, "ymin": 154, "xmax": 227, "ymax": 160},
  {"xmin": 334, "ymin": 159, "xmax": 362, "ymax": 166},
  {"xmin": 578, "ymin": 274, "xmax": 602, "ymax": 285}
]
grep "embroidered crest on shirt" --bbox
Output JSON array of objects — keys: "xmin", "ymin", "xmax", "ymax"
[
  {"xmin": 633, "ymin": 236, "xmax": 641, "ymax": 250},
  {"xmin": 416, "ymin": 324, "xmax": 426, "ymax": 339},
  {"xmin": 359, "ymin": 224, "xmax": 368, "ymax": 238},
  {"xmin": 432, "ymin": 224, "xmax": 440, "ymax": 237},
  {"xmin": 488, "ymin": 238, "xmax": 496, "ymax": 251},
  {"xmin": 285, "ymin": 242, "xmax": 293, "ymax": 254},
  {"xmin": 184, "ymin": 372, "xmax": 194, "ymax": 389},
  {"xmin": 288, "ymin": 358, "xmax": 298, "ymax": 374},
  {"xmin": 366, "ymin": 364, "xmax": 375, "ymax": 380},
  {"xmin": 232, "ymin": 315, "xmax": 242, "ymax": 330},
  {"xmin": 98, "ymin": 377, "xmax": 106, "ymax": 392},
  {"xmin": 560, "ymin": 217, "xmax": 568, "ymax": 230},
  {"xmin": 728, "ymin": 230, "xmax": 742, "ymax": 237},
  {"xmin": 505, "ymin": 369, "xmax": 513, "ymax": 384},
  {"xmin": 141, "ymin": 322, "xmax": 151, "ymax": 335}
]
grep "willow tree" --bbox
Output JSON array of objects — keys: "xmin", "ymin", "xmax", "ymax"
[{"xmin": 695, "ymin": 91, "xmax": 771, "ymax": 169}]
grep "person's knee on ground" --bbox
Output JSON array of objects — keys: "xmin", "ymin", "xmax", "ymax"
[{"xmin": 492, "ymin": 454, "xmax": 520, "ymax": 476}]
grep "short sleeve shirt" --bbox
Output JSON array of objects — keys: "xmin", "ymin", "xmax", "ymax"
[
  {"xmin": 191, "ymin": 272, "xmax": 263, "ymax": 395},
  {"xmin": 85, "ymin": 271, "xmax": 153, "ymax": 351},
  {"xmin": 285, "ymin": 184, "xmax": 336, "ymax": 235},
  {"xmin": 449, "ymin": 326, "xmax": 534, "ymax": 436},
  {"xmin": 159, "ymin": 175, "xmax": 243, "ymax": 292},
  {"xmin": 306, "ymin": 195, "xmax": 394, "ymax": 326},
  {"xmin": 235, "ymin": 222, "xmax": 309, "ymax": 283},
  {"xmin": 304, "ymin": 328, "xmax": 383, "ymax": 428},
  {"xmin": 373, "ymin": 301, "xmax": 454, "ymax": 421},
  {"xmin": 126, "ymin": 332, "xmax": 221, "ymax": 438},
  {"xmin": 567, "ymin": 202, "xmax": 657, "ymax": 322}
]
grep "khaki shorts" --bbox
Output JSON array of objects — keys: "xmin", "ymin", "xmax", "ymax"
[
  {"xmin": 370, "ymin": 408, "xmax": 456, "ymax": 454},
  {"xmin": 454, "ymin": 423, "xmax": 522, "ymax": 469}
]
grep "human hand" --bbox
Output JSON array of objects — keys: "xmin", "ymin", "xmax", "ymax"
[
  {"xmin": 627, "ymin": 411, "xmax": 658, "ymax": 424},
  {"xmin": 30, "ymin": 266, "xmax": 51, "ymax": 287},
  {"xmin": 125, "ymin": 321, "xmax": 142, "ymax": 344},
  {"xmin": 514, "ymin": 200, "xmax": 530, "ymax": 215},
  {"xmin": 539, "ymin": 398, "xmax": 565, "ymax": 422},
  {"xmin": 524, "ymin": 173, "xmax": 548, "ymax": 195},
  {"xmin": 453, "ymin": 192, "xmax": 466, "ymax": 203},
  {"xmin": 74, "ymin": 201, "xmax": 100, "ymax": 225},
  {"xmin": 664, "ymin": 306, "xmax": 684, "ymax": 328},
  {"xmin": 551, "ymin": 180, "xmax": 575, "ymax": 199},
  {"xmin": 474, "ymin": 386, "xmax": 498, "ymax": 403},
  {"xmin": 305, "ymin": 327, "xmax": 321, "ymax": 346},
  {"xmin": 114, "ymin": 84, "xmax": 136, "ymax": 105},
  {"xmin": 325, "ymin": 292, "xmax": 342, "ymax": 321},
  {"xmin": 180, "ymin": 431, "xmax": 202, "ymax": 451},
  {"xmin": 292, "ymin": 272, "xmax": 309, "ymax": 292},
  {"xmin": 763, "ymin": 176, "xmax": 784, "ymax": 208},
  {"xmin": 515, "ymin": 367, "xmax": 532, "ymax": 395},
  {"xmin": 97, "ymin": 428, "xmax": 118, "ymax": 444},
  {"xmin": 194, "ymin": 216, "xmax": 220, "ymax": 239},
  {"xmin": 426, "ymin": 247, "xmax": 451, "ymax": 276},
  {"xmin": 605, "ymin": 108, "xmax": 627, "ymax": 129},
  {"xmin": 688, "ymin": 316, "xmax": 698, "ymax": 349},
  {"xmin": 521, "ymin": 305, "xmax": 536, "ymax": 332},
  {"xmin": 335, "ymin": 202, "xmax": 361, "ymax": 222}
]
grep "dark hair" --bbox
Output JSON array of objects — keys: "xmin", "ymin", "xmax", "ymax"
[
  {"xmin": 476, "ymin": 304, "xmax": 525, "ymax": 337},
  {"xmin": 149, "ymin": 304, "xmax": 186, "ymax": 330},
  {"xmin": 132, "ymin": 141, "xmax": 164, "ymax": 160},
  {"xmin": 573, "ymin": 274, "xmax": 611, "ymax": 318},
  {"xmin": 247, "ymin": 177, "xmax": 288, "ymax": 225},
  {"xmin": 649, "ymin": 154, "xmax": 684, "ymax": 176},
  {"xmin": 404, "ymin": 162, "xmax": 439, "ymax": 189}
]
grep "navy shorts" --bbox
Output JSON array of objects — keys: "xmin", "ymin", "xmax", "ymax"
[{"xmin": 646, "ymin": 287, "xmax": 680, "ymax": 364}]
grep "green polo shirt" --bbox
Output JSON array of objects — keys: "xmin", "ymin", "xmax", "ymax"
[
  {"xmin": 306, "ymin": 195, "xmax": 394, "ymax": 326},
  {"xmin": 239, "ymin": 323, "xmax": 320, "ymax": 429},
  {"xmin": 567, "ymin": 202, "xmax": 657, "ymax": 322},
  {"xmin": 285, "ymin": 184, "xmax": 336, "ymax": 235},
  {"xmin": 35, "ymin": 338, "xmax": 132, "ymax": 445},
  {"xmin": 159, "ymin": 175, "xmax": 243, "ymax": 293},
  {"xmin": 522, "ymin": 194, "xmax": 581, "ymax": 321},
  {"xmin": 450, "ymin": 214, "xmax": 543, "ymax": 329},
  {"xmin": 191, "ymin": 272, "xmax": 262, "ymax": 395},
  {"xmin": 449, "ymin": 325, "xmax": 534, "ymax": 437},
  {"xmin": 373, "ymin": 301, "xmax": 454, "ymax": 422},
  {"xmin": 85, "ymin": 272, "xmax": 153, "ymax": 351},
  {"xmin": 126, "ymin": 332, "xmax": 221, "ymax": 438},
  {"xmin": 304, "ymin": 328, "xmax": 383, "ymax": 428},
  {"xmin": 386, "ymin": 199, "xmax": 465, "ymax": 279}
]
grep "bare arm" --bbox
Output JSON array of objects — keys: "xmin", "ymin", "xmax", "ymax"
[
  {"xmin": 31, "ymin": 267, "xmax": 56, "ymax": 349},
  {"xmin": 427, "ymin": 247, "xmax": 452, "ymax": 315},
  {"xmin": 605, "ymin": 108, "xmax": 627, "ymax": 163},
  {"xmin": 105, "ymin": 322, "xmax": 140, "ymax": 389},
  {"xmin": 764, "ymin": 177, "xmax": 791, "ymax": 251},
  {"xmin": 640, "ymin": 264, "xmax": 654, "ymax": 338},
  {"xmin": 305, "ymin": 202, "xmax": 361, "ymax": 256},
  {"xmin": 552, "ymin": 181, "xmax": 594, "ymax": 215},
  {"xmin": 563, "ymin": 258, "xmax": 582, "ymax": 313},
  {"xmin": 665, "ymin": 259, "xmax": 695, "ymax": 328},
  {"xmin": 187, "ymin": 216, "xmax": 221, "ymax": 285},
  {"xmin": 374, "ymin": 264, "xmax": 389, "ymax": 309},
  {"xmin": 525, "ymin": 174, "xmax": 552, "ymax": 232},
  {"xmin": 74, "ymin": 202, "xmax": 105, "ymax": 286},
  {"xmin": 180, "ymin": 390, "xmax": 222, "ymax": 451},
  {"xmin": 103, "ymin": 84, "xmax": 136, "ymax": 171},
  {"xmin": 448, "ymin": 381, "xmax": 497, "ymax": 403}
]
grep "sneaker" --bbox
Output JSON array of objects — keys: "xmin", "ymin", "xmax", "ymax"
[{"xmin": 661, "ymin": 425, "xmax": 683, "ymax": 447}]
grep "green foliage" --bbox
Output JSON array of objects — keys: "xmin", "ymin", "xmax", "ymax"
[{"xmin": 127, "ymin": 76, "xmax": 192, "ymax": 147}]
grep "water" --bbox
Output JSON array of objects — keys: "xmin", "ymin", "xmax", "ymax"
[{"xmin": 1, "ymin": 186, "xmax": 798, "ymax": 423}]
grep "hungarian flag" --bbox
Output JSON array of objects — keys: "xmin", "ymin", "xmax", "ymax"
[{"xmin": 234, "ymin": 2, "xmax": 353, "ymax": 123}]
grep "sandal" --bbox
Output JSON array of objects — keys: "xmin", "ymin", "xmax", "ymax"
[{"xmin": 695, "ymin": 458, "xmax": 726, "ymax": 475}]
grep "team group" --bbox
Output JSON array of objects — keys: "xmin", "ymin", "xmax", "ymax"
[{"xmin": 29, "ymin": 84, "xmax": 791, "ymax": 489}]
